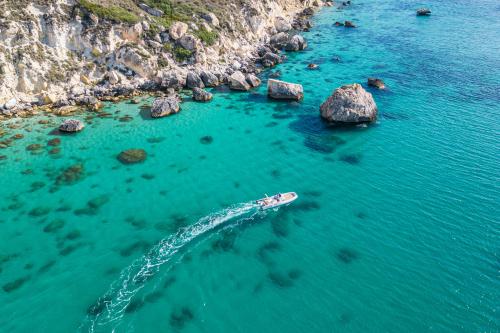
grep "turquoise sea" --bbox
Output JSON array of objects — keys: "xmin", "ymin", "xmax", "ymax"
[{"xmin": 1, "ymin": 0, "xmax": 499, "ymax": 332}]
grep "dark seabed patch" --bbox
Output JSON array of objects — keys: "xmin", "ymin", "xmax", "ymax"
[
  {"xmin": 257, "ymin": 241, "xmax": 282, "ymax": 266},
  {"xmin": 87, "ymin": 295, "xmax": 112, "ymax": 316},
  {"xmin": 170, "ymin": 307, "xmax": 195, "ymax": 329},
  {"xmin": 119, "ymin": 240, "xmax": 150, "ymax": 257},
  {"xmin": 2, "ymin": 275, "xmax": 31, "ymax": 293},
  {"xmin": 29, "ymin": 206, "xmax": 51, "ymax": 217},
  {"xmin": 339, "ymin": 154, "xmax": 362, "ymax": 165},
  {"xmin": 125, "ymin": 298, "xmax": 145, "ymax": 314},
  {"xmin": 211, "ymin": 229, "xmax": 237, "ymax": 253},
  {"xmin": 336, "ymin": 248, "xmax": 359, "ymax": 264},
  {"xmin": 200, "ymin": 136, "xmax": 213, "ymax": 144},
  {"xmin": 268, "ymin": 271, "xmax": 294, "ymax": 288},
  {"xmin": 43, "ymin": 219, "xmax": 65, "ymax": 233},
  {"xmin": 304, "ymin": 134, "xmax": 346, "ymax": 154}
]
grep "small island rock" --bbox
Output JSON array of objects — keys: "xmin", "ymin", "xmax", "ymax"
[
  {"xmin": 417, "ymin": 8, "xmax": 431, "ymax": 16},
  {"xmin": 320, "ymin": 83, "xmax": 378, "ymax": 123},
  {"xmin": 229, "ymin": 71, "xmax": 251, "ymax": 91}
]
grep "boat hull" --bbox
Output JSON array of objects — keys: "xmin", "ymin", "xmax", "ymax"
[{"xmin": 256, "ymin": 192, "xmax": 298, "ymax": 210}]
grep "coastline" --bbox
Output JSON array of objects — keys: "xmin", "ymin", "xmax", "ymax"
[{"xmin": 0, "ymin": 0, "xmax": 333, "ymax": 121}]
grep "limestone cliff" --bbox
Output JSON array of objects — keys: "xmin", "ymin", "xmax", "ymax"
[{"xmin": 0, "ymin": 0, "xmax": 325, "ymax": 113}]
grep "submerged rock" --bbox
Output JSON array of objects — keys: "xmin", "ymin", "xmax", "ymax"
[
  {"xmin": 416, "ymin": 8, "xmax": 431, "ymax": 16},
  {"xmin": 307, "ymin": 63, "xmax": 319, "ymax": 70},
  {"xmin": 117, "ymin": 149, "xmax": 147, "ymax": 164},
  {"xmin": 320, "ymin": 83, "xmax": 378, "ymax": 123},
  {"xmin": 56, "ymin": 164, "xmax": 84, "ymax": 185},
  {"xmin": 367, "ymin": 78, "xmax": 386, "ymax": 89},
  {"xmin": 192, "ymin": 88, "xmax": 213, "ymax": 102},
  {"xmin": 267, "ymin": 79, "xmax": 304, "ymax": 101},
  {"xmin": 151, "ymin": 96, "xmax": 180, "ymax": 118},
  {"xmin": 59, "ymin": 119, "xmax": 84, "ymax": 132},
  {"xmin": 229, "ymin": 71, "xmax": 251, "ymax": 91}
]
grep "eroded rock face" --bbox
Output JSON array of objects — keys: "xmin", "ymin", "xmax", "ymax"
[
  {"xmin": 229, "ymin": 71, "xmax": 251, "ymax": 91},
  {"xmin": 201, "ymin": 12, "xmax": 219, "ymax": 27},
  {"xmin": 261, "ymin": 52, "xmax": 282, "ymax": 67},
  {"xmin": 275, "ymin": 17, "xmax": 292, "ymax": 32},
  {"xmin": 192, "ymin": 87, "xmax": 213, "ymax": 102},
  {"xmin": 267, "ymin": 79, "xmax": 303, "ymax": 100},
  {"xmin": 320, "ymin": 83, "xmax": 377, "ymax": 123},
  {"xmin": 151, "ymin": 96, "xmax": 181, "ymax": 118},
  {"xmin": 59, "ymin": 119, "xmax": 84, "ymax": 132},
  {"xmin": 179, "ymin": 34, "xmax": 200, "ymax": 51}
]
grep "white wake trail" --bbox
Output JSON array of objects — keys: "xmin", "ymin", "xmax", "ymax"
[{"xmin": 81, "ymin": 201, "xmax": 258, "ymax": 332}]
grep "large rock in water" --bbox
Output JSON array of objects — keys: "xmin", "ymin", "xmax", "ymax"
[
  {"xmin": 320, "ymin": 83, "xmax": 377, "ymax": 123},
  {"xmin": 285, "ymin": 35, "xmax": 307, "ymax": 51},
  {"xmin": 117, "ymin": 149, "xmax": 147, "ymax": 164},
  {"xmin": 186, "ymin": 72, "xmax": 205, "ymax": 89},
  {"xmin": 229, "ymin": 71, "xmax": 251, "ymax": 91},
  {"xmin": 151, "ymin": 96, "xmax": 180, "ymax": 118},
  {"xmin": 200, "ymin": 71, "xmax": 219, "ymax": 87},
  {"xmin": 59, "ymin": 119, "xmax": 84, "ymax": 132},
  {"xmin": 267, "ymin": 79, "xmax": 304, "ymax": 100}
]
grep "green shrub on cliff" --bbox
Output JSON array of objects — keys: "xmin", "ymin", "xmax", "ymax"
[
  {"xmin": 195, "ymin": 28, "xmax": 218, "ymax": 46},
  {"xmin": 79, "ymin": 0, "xmax": 139, "ymax": 24},
  {"xmin": 173, "ymin": 46, "xmax": 193, "ymax": 61}
]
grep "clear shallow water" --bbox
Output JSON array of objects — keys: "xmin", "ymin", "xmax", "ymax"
[{"xmin": 1, "ymin": 0, "xmax": 499, "ymax": 332}]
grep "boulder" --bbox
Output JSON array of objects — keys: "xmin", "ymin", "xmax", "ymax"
[
  {"xmin": 179, "ymin": 34, "xmax": 199, "ymax": 51},
  {"xmin": 151, "ymin": 96, "xmax": 181, "ymax": 118},
  {"xmin": 117, "ymin": 149, "xmax": 147, "ymax": 164},
  {"xmin": 334, "ymin": 21, "xmax": 344, "ymax": 26},
  {"xmin": 161, "ymin": 72, "xmax": 186, "ymax": 90},
  {"xmin": 275, "ymin": 17, "xmax": 292, "ymax": 32},
  {"xmin": 344, "ymin": 21, "xmax": 356, "ymax": 28},
  {"xmin": 261, "ymin": 52, "xmax": 282, "ymax": 67},
  {"xmin": 267, "ymin": 79, "xmax": 304, "ymax": 101},
  {"xmin": 285, "ymin": 34, "xmax": 307, "ymax": 51},
  {"xmin": 320, "ymin": 83, "xmax": 377, "ymax": 123},
  {"xmin": 59, "ymin": 119, "xmax": 84, "ymax": 132},
  {"xmin": 367, "ymin": 78, "xmax": 385, "ymax": 89},
  {"xmin": 169, "ymin": 21, "xmax": 188, "ymax": 40},
  {"xmin": 417, "ymin": 8, "xmax": 431, "ymax": 16},
  {"xmin": 138, "ymin": 3, "xmax": 164, "ymax": 16},
  {"xmin": 229, "ymin": 71, "xmax": 251, "ymax": 91},
  {"xmin": 270, "ymin": 32, "xmax": 289, "ymax": 49},
  {"xmin": 192, "ymin": 87, "xmax": 213, "ymax": 102},
  {"xmin": 200, "ymin": 71, "xmax": 219, "ymax": 87},
  {"xmin": 3, "ymin": 98, "xmax": 17, "ymax": 110},
  {"xmin": 186, "ymin": 72, "xmax": 205, "ymax": 89},
  {"xmin": 307, "ymin": 63, "xmax": 319, "ymax": 70},
  {"xmin": 201, "ymin": 12, "xmax": 219, "ymax": 27},
  {"xmin": 245, "ymin": 74, "xmax": 261, "ymax": 88}
]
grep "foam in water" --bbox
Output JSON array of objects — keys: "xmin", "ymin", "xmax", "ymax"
[{"xmin": 80, "ymin": 201, "xmax": 258, "ymax": 332}]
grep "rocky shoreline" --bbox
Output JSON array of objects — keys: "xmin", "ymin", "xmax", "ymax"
[{"xmin": 0, "ymin": 0, "xmax": 336, "ymax": 120}]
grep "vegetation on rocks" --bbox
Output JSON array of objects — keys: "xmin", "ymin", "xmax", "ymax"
[
  {"xmin": 78, "ymin": 0, "xmax": 139, "ymax": 24},
  {"xmin": 195, "ymin": 28, "xmax": 218, "ymax": 46}
]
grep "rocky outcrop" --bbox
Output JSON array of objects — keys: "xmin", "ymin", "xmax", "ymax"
[
  {"xmin": 151, "ymin": 96, "xmax": 181, "ymax": 118},
  {"xmin": 417, "ymin": 8, "xmax": 431, "ymax": 16},
  {"xmin": 367, "ymin": 78, "xmax": 385, "ymax": 89},
  {"xmin": 229, "ymin": 71, "xmax": 251, "ymax": 91},
  {"xmin": 192, "ymin": 88, "xmax": 213, "ymax": 102},
  {"xmin": 59, "ymin": 119, "xmax": 84, "ymax": 132},
  {"xmin": 267, "ymin": 79, "xmax": 304, "ymax": 100},
  {"xmin": 138, "ymin": 3, "xmax": 163, "ymax": 17},
  {"xmin": 344, "ymin": 21, "xmax": 356, "ymax": 28},
  {"xmin": 320, "ymin": 84, "xmax": 378, "ymax": 123}
]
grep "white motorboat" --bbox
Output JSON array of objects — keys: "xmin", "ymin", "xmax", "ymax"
[{"xmin": 256, "ymin": 192, "xmax": 298, "ymax": 210}]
